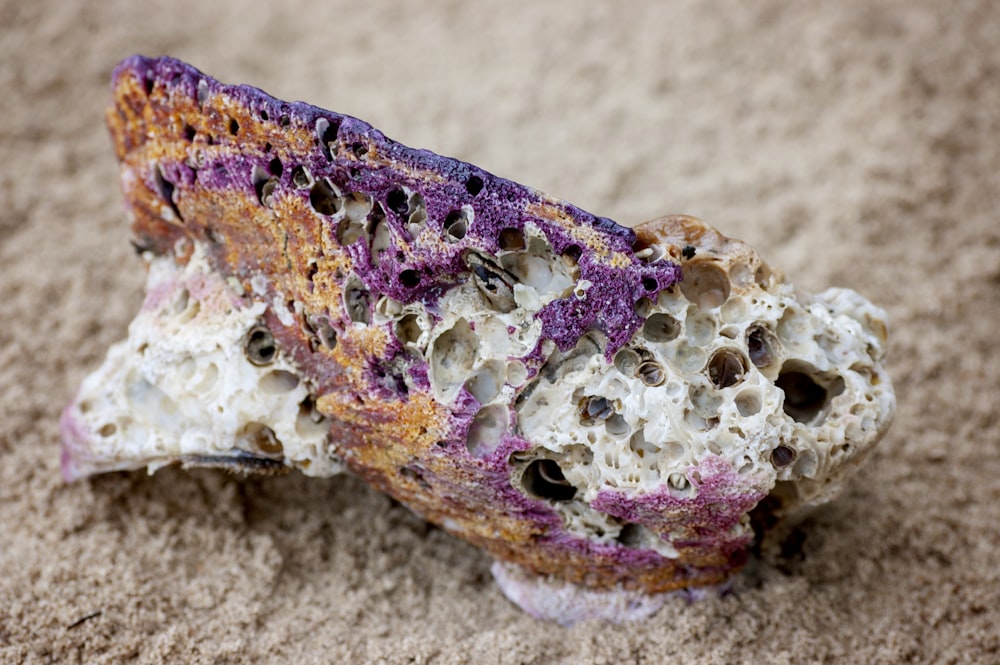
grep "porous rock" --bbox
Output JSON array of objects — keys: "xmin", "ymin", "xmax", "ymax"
[{"xmin": 61, "ymin": 56, "xmax": 895, "ymax": 623}]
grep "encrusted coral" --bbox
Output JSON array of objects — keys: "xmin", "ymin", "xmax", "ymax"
[{"xmin": 61, "ymin": 56, "xmax": 895, "ymax": 623}]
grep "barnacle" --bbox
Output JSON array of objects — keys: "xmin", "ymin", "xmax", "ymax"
[{"xmin": 61, "ymin": 56, "xmax": 895, "ymax": 624}]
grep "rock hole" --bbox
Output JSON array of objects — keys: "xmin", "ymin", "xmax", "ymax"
[
  {"xmin": 672, "ymin": 342, "xmax": 706, "ymax": 374},
  {"xmin": 252, "ymin": 165, "xmax": 279, "ymax": 207},
  {"xmin": 498, "ymin": 227, "xmax": 525, "ymax": 252},
  {"xmin": 153, "ymin": 164, "xmax": 183, "ymax": 222},
  {"xmin": 444, "ymin": 209, "xmax": 469, "ymax": 241},
  {"xmin": 735, "ymin": 391, "xmax": 762, "ymax": 416},
  {"xmin": 429, "ymin": 318, "xmax": 479, "ymax": 402},
  {"xmin": 368, "ymin": 215, "xmax": 392, "ymax": 265},
  {"xmin": 668, "ymin": 472, "xmax": 689, "ymax": 491},
  {"xmin": 343, "ymin": 191, "xmax": 373, "ymax": 224},
  {"xmin": 506, "ymin": 360, "xmax": 528, "ymax": 387},
  {"xmin": 183, "ymin": 124, "xmax": 196, "ymax": 141},
  {"xmin": 719, "ymin": 325, "xmax": 740, "ymax": 340},
  {"xmin": 563, "ymin": 244, "xmax": 583, "ymax": 263},
  {"xmin": 375, "ymin": 294, "xmax": 402, "ymax": 318},
  {"xmin": 367, "ymin": 201, "xmax": 387, "ymax": 231},
  {"xmin": 398, "ymin": 465, "xmax": 430, "ymax": 490},
  {"xmin": 721, "ymin": 298, "xmax": 749, "ymax": 324},
  {"xmin": 499, "ymin": 236, "xmax": 576, "ymax": 302},
  {"xmin": 228, "ymin": 118, "xmax": 239, "ymax": 136},
  {"xmin": 259, "ymin": 179, "xmax": 278, "ymax": 207},
  {"xmin": 755, "ymin": 264, "xmax": 772, "ymax": 288},
  {"xmin": 465, "ymin": 175, "xmax": 484, "ymax": 196},
  {"xmin": 98, "ymin": 423, "xmax": 117, "ymax": 437},
  {"xmin": 295, "ymin": 396, "xmax": 327, "ymax": 438},
  {"xmin": 771, "ymin": 445, "xmax": 796, "ymax": 468},
  {"xmin": 689, "ymin": 384, "xmax": 723, "ymax": 418},
  {"xmin": 260, "ymin": 370, "xmax": 300, "ymax": 394},
  {"xmin": 337, "ymin": 192, "xmax": 374, "ymax": 247},
  {"xmin": 386, "ymin": 188, "xmax": 408, "ymax": 215},
  {"xmin": 407, "ymin": 198, "xmax": 427, "ymax": 236},
  {"xmin": 776, "ymin": 361, "xmax": 844, "ymax": 423},
  {"xmin": 395, "ymin": 313, "xmax": 422, "ymax": 345},
  {"xmin": 685, "ymin": 310, "xmax": 717, "ymax": 346},
  {"xmin": 138, "ymin": 71, "xmax": 154, "ymax": 95},
  {"xmin": 465, "ymin": 360, "xmax": 504, "ymax": 404},
  {"xmin": 466, "ymin": 252, "xmax": 517, "ymax": 312},
  {"xmin": 605, "ymin": 414, "xmax": 630, "ymax": 437},
  {"xmin": 637, "ymin": 361, "xmax": 665, "ymax": 386},
  {"xmin": 634, "ymin": 297, "xmax": 653, "ymax": 318},
  {"xmin": 268, "ymin": 157, "xmax": 283, "ymax": 177},
  {"xmin": 309, "ymin": 178, "xmax": 342, "ymax": 216},
  {"xmin": 617, "ymin": 523, "xmax": 649, "ymax": 548},
  {"xmin": 680, "ymin": 262, "xmax": 730, "ymax": 310},
  {"xmin": 522, "ymin": 459, "xmax": 576, "ymax": 502},
  {"xmin": 316, "ymin": 117, "xmax": 341, "ymax": 160},
  {"xmin": 629, "ymin": 430, "xmax": 657, "ymax": 458},
  {"xmin": 708, "ymin": 349, "xmax": 749, "ymax": 389},
  {"xmin": 244, "ymin": 326, "xmax": 277, "ymax": 366},
  {"xmin": 793, "ymin": 449, "xmax": 818, "ymax": 477},
  {"xmin": 465, "ymin": 404, "xmax": 509, "ymax": 458},
  {"xmin": 344, "ymin": 277, "xmax": 371, "ymax": 325},
  {"xmin": 242, "ymin": 422, "xmax": 283, "ymax": 456},
  {"xmin": 400, "ymin": 270, "xmax": 421, "ymax": 288},
  {"xmin": 322, "ymin": 120, "xmax": 341, "ymax": 145},
  {"xmin": 632, "ymin": 236, "xmax": 663, "ymax": 263},
  {"xmin": 291, "ymin": 165, "xmax": 313, "ymax": 189},
  {"xmin": 306, "ymin": 314, "xmax": 338, "ymax": 350},
  {"xmin": 582, "ymin": 395, "xmax": 615, "ymax": 422},
  {"xmin": 642, "ymin": 276, "xmax": 659, "ymax": 292},
  {"xmin": 613, "ymin": 348, "xmax": 640, "ymax": 376},
  {"xmin": 643, "ymin": 313, "xmax": 680, "ymax": 343},
  {"xmin": 662, "ymin": 441, "xmax": 686, "ymax": 461},
  {"xmin": 747, "ymin": 325, "xmax": 779, "ymax": 369}
]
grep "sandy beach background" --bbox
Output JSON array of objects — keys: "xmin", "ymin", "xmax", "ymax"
[{"xmin": 2, "ymin": 1, "xmax": 999, "ymax": 662}]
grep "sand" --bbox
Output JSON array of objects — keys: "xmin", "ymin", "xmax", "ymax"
[{"xmin": 2, "ymin": 1, "xmax": 999, "ymax": 663}]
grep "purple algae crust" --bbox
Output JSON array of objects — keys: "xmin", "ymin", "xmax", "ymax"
[{"xmin": 114, "ymin": 56, "xmax": 682, "ymax": 363}]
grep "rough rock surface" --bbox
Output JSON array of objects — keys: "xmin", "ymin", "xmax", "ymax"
[
  {"xmin": 5, "ymin": 1, "xmax": 1000, "ymax": 661},
  {"xmin": 61, "ymin": 56, "xmax": 893, "ymax": 622}
]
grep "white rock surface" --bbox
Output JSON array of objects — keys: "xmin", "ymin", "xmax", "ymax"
[{"xmin": 61, "ymin": 247, "xmax": 341, "ymax": 480}]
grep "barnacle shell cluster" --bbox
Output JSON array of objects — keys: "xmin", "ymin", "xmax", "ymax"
[{"xmin": 61, "ymin": 56, "xmax": 894, "ymax": 623}]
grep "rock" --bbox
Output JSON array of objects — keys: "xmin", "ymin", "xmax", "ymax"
[{"xmin": 61, "ymin": 55, "xmax": 895, "ymax": 623}]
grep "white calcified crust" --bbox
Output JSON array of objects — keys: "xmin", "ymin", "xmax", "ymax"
[
  {"xmin": 516, "ymin": 222, "xmax": 893, "ymax": 541},
  {"xmin": 62, "ymin": 247, "xmax": 340, "ymax": 479},
  {"xmin": 360, "ymin": 215, "xmax": 894, "ymax": 553}
]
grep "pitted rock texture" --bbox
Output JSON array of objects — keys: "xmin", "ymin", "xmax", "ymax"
[{"xmin": 61, "ymin": 56, "xmax": 894, "ymax": 621}]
